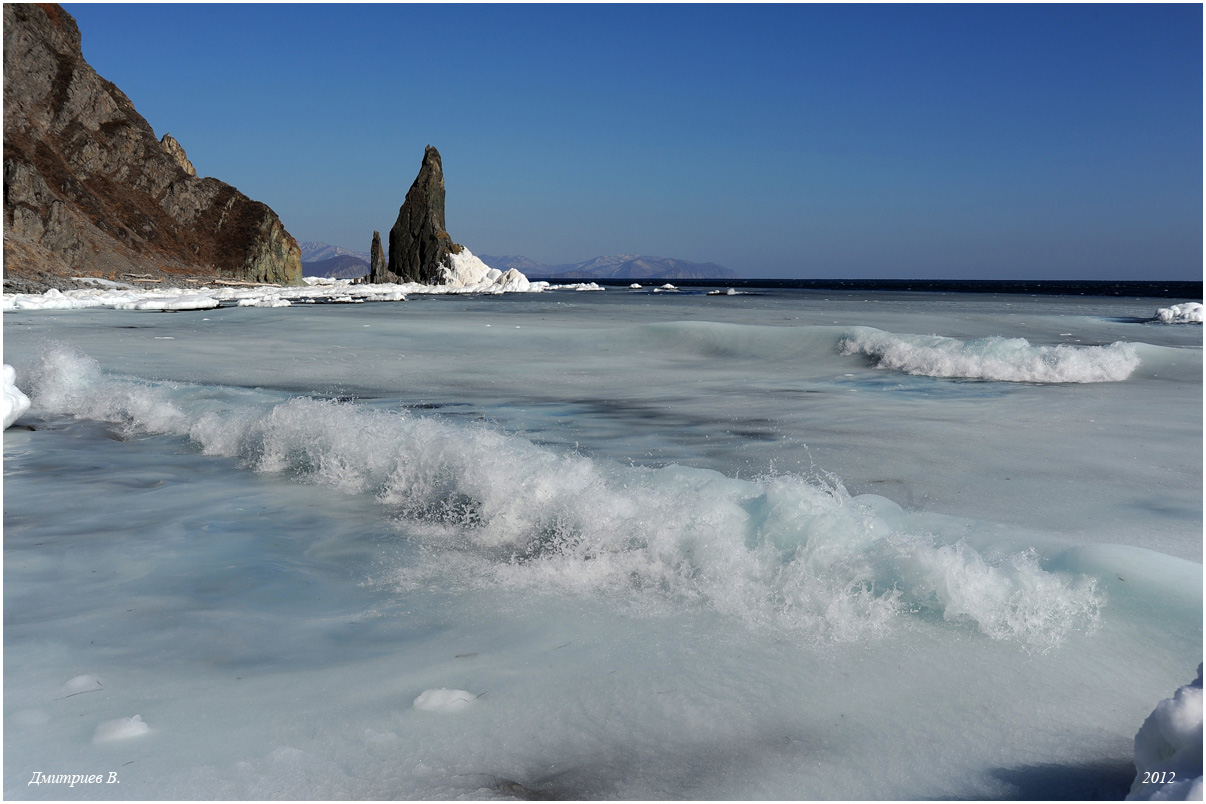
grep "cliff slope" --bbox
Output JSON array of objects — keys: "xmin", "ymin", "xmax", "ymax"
[{"xmin": 3, "ymin": 3, "xmax": 301, "ymax": 289}]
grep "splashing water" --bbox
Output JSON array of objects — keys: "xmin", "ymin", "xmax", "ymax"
[
  {"xmin": 839, "ymin": 328, "xmax": 1141, "ymax": 383},
  {"xmin": 26, "ymin": 345, "xmax": 1104, "ymax": 649}
]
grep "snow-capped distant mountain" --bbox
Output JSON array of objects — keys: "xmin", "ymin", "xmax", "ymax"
[
  {"xmin": 299, "ymin": 241, "xmax": 370, "ymax": 264},
  {"xmin": 477, "ymin": 255, "xmax": 554, "ymax": 275},
  {"xmin": 479, "ymin": 254, "xmax": 738, "ymax": 280}
]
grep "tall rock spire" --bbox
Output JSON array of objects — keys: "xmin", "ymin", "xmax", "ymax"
[{"xmin": 376, "ymin": 145, "xmax": 462, "ymax": 284}]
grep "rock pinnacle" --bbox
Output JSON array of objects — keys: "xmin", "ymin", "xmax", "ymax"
[{"xmin": 375, "ymin": 145, "xmax": 462, "ymax": 284}]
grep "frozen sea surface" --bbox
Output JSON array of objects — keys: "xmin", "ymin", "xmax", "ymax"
[{"xmin": 3, "ymin": 288, "xmax": 1201, "ymax": 799}]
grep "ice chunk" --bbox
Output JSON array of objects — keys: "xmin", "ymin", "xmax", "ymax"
[
  {"xmin": 412, "ymin": 688, "xmax": 478, "ymax": 713},
  {"xmin": 59, "ymin": 675, "xmax": 103, "ymax": 697},
  {"xmin": 92, "ymin": 715, "xmax": 150, "ymax": 744},
  {"xmin": 114, "ymin": 294, "xmax": 220, "ymax": 311},
  {"xmin": 1155, "ymin": 302, "xmax": 1203, "ymax": 324},
  {"xmin": 3, "ymin": 364, "xmax": 32, "ymax": 428},
  {"xmin": 549, "ymin": 282, "xmax": 604, "ymax": 291},
  {"xmin": 1127, "ymin": 664, "xmax": 1203, "ymax": 800}
]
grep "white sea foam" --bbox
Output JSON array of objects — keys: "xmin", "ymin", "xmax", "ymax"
[
  {"xmin": 1128, "ymin": 664, "xmax": 1203, "ymax": 800},
  {"xmin": 1155, "ymin": 302, "xmax": 1203, "ymax": 324},
  {"xmin": 3, "ymin": 364, "xmax": 32, "ymax": 429},
  {"xmin": 25, "ymin": 345, "xmax": 1105, "ymax": 649},
  {"xmin": 839, "ymin": 328, "xmax": 1142, "ymax": 383}
]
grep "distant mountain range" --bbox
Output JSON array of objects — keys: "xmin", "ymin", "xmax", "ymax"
[
  {"xmin": 299, "ymin": 242, "xmax": 370, "ymax": 278},
  {"xmin": 479, "ymin": 254, "xmax": 739, "ymax": 280},
  {"xmin": 299, "ymin": 241, "xmax": 369, "ymax": 264},
  {"xmin": 303, "ymin": 254, "xmax": 371, "ymax": 279},
  {"xmin": 299, "ymin": 242, "xmax": 738, "ymax": 281}
]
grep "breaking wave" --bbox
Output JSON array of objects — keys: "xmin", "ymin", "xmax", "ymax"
[
  {"xmin": 24, "ymin": 345, "xmax": 1104, "ymax": 649},
  {"xmin": 630, "ymin": 322, "xmax": 1149, "ymax": 384},
  {"xmin": 839, "ymin": 328, "xmax": 1142, "ymax": 383}
]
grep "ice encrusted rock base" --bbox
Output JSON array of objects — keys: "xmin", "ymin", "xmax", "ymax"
[
  {"xmin": 3, "ymin": 364, "xmax": 31, "ymax": 428},
  {"xmin": 1127, "ymin": 664, "xmax": 1203, "ymax": 800},
  {"xmin": 440, "ymin": 248, "xmax": 534, "ymax": 292}
]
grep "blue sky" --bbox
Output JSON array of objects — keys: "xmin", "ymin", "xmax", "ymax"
[{"xmin": 64, "ymin": 3, "xmax": 1202, "ymax": 279}]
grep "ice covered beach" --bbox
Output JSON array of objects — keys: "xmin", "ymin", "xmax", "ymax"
[
  {"xmin": 1, "ymin": 250, "xmax": 603, "ymax": 313},
  {"xmin": 3, "ymin": 284, "xmax": 1201, "ymax": 800}
]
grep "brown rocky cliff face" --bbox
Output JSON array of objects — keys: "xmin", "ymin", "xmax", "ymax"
[
  {"xmin": 376, "ymin": 145, "xmax": 463, "ymax": 285},
  {"xmin": 3, "ymin": 3, "xmax": 302, "ymax": 286}
]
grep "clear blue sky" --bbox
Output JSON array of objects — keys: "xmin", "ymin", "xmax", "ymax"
[{"xmin": 64, "ymin": 3, "xmax": 1202, "ymax": 279}]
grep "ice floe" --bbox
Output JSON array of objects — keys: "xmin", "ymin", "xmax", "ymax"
[{"xmin": 114, "ymin": 294, "xmax": 221, "ymax": 311}]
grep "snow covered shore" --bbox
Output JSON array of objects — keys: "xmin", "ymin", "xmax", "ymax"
[
  {"xmin": 1128, "ymin": 664, "xmax": 1203, "ymax": 800},
  {"xmin": 2, "ymin": 249, "xmax": 602, "ymax": 312}
]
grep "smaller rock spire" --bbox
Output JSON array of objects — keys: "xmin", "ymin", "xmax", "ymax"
[{"xmin": 370, "ymin": 231, "xmax": 385, "ymax": 282}]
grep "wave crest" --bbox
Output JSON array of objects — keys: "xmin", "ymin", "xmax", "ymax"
[
  {"xmin": 25, "ymin": 345, "xmax": 1104, "ymax": 648},
  {"xmin": 839, "ymin": 328, "xmax": 1141, "ymax": 383}
]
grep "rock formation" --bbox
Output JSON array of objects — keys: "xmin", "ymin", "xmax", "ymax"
[
  {"xmin": 159, "ymin": 133, "xmax": 196, "ymax": 177},
  {"xmin": 372, "ymin": 145, "xmax": 463, "ymax": 284},
  {"xmin": 370, "ymin": 230, "xmax": 385, "ymax": 277},
  {"xmin": 3, "ymin": 3, "xmax": 302, "ymax": 289}
]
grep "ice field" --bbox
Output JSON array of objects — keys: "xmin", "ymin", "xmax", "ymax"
[{"xmin": 3, "ymin": 286, "xmax": 1201, "ymax": 799}]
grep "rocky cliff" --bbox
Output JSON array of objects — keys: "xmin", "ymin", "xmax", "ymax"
[
  {"xmin": 3, "ymin": 3, "xmax": 302, "ymax": 289},
  {"xmin": 372, "ymin": 145, "xmax": 463, "ymax": 285}
]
